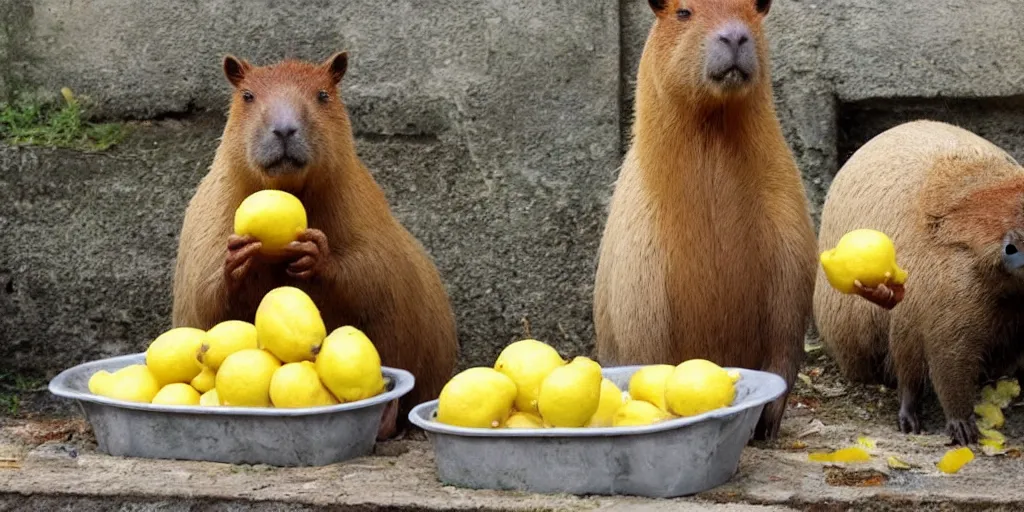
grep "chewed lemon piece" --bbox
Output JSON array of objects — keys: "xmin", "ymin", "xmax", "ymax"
[
  {"xmin": 937, "ymin": 447, "xmax": 974, "ymax": 474},
  {"xmin": 808, "ymin": 446, "xmax": 871, "ymax": 463}
]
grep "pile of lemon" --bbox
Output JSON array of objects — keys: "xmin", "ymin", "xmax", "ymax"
[
  {"xmin": 87, "ymin": 286, "xmax": 386, "ymax": 408},
  {"xmin": 436, "ymin": 339, "xmax": 741, "ymax": 429}
]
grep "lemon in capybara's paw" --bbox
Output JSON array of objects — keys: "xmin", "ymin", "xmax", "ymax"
[
  {"xmin": 233, "ymin": 189, "xmax": 308, "ymax": 255},
  {"xmin": 627, "ymin": 364, "xmax": 675, "ymax": 412},
  {"xmin": 493, "ymin": 338, "xmax": 565, "ymax": 415},
  {"xmin": 270, "ymin": 361, "xmax": 339, "ymax": 408},
  {"xmin": 100, "ymin": 365, "xmax": 161, "ymax": 403},
  {"xmin": 820, "ymin": 228, "xmax": 908, "ymax": 294},
  {"xmin": 197, "ymin": 320, "xmax": 258, "ymax": 372},
  {"xmin": 612, "ymin": 399, "xmax": 674, "ymax": 427},
  {"xmin": 314, "ymin": 326, "xmax": 385, "ymax": 403},
  {"xmin": 537, "ymin": 356, "xmax": 603, "ymax": 428},
  {"xmin": 504, "ymin": 411, "xmax": 546, "ymax": 429},
  {"xmin": 255, "ymin": 287, "xmax": 327, "ymax": 364},
  {"xmin": 215, "ymin": 349, "xmax": 282, "ymax": 407},
  {"xmin": 437, "ymin": 367, "xmax": 518, "ymax": 428},
  {"xmin": 190, "ymin": 367, "xmax": 216, "ymax": 393},
  {"xmin": 199, "ymin": 388, "xmax": 221, "ymax": 407},
  {"xmin": 664, "ymin": 359, "xmax": 736, "ymax": 417},
  {"xmin": 146, "ymin": 327, "xmax": 207, "ymax": 386},
  {"xmin": 152, "ymin": 383, "xmax": 202, "ymax": 406},
  {"xmin": 586, "ymin": 378, "xmax": 626, "ymax": 427}
]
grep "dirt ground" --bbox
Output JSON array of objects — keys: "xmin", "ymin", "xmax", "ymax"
[{"xmin": 2, "ymin": 345, "xmax": 1024, "ymax": 510}]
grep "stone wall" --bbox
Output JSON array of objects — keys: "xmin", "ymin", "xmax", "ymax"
[{"xmin": 2, "ymin": 0, "xmax": 1024, "ymax": 379}]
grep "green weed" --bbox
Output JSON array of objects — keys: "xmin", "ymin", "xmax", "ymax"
[{"xmin": 0, "ymin": 88, "xmax": 129, "ymax": 152}]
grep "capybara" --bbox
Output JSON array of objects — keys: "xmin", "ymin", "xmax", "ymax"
[
  {"xmin": 814, "ymin": 119, "xmax": 1024, "ymax": 446},
  {"xmin": 593, "ymin": 0, "xmax": 817, "ymax": 440},
  {"xmin": 171, "ymin": 52, "xmax": 459, "ymax": 438}
]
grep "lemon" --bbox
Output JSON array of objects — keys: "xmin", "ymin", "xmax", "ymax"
[
  {"xmin": 255, "ymin": 287, "xmax": 327, "ymax": 363},
  {"xmin": 612, "ymin": 399, "xmax": 674, "ymax": 427},
  {"xmin": 190, "ymin": 367, "xmax": 216, "ymax": 393},
  {"xmin": 88, "ymin": 370, "xmax": 115, "ymax": 396},
  {"xmin": 152, "ymin": 383, "xmax": 202, "ymax": 406},
  {"xmin": 493, "ymin": 339, "xmax": 566, "ymax": 415},
  {"xmin": 197, "ymin": 320, "xmax": 258, "ymax": 371},
  {"xmin": 233, "ymin": 189, "xmax": 308, "ymax": 255},
  {"xmin": 215, "ymin": 349, "xmax": 282, "ymax": 407},
  {"xmin": 145, "ymin": 327, "xmax": 206, "ymax": 386},
  {"xmin": 627, "ymin": 364, "xmax": 675, "ymax": 412},
  {"xmin": 505, "ymin": 411, "xmax": 545, "ymax": 429},
  {"xmin": 314, "ymin": 326, "xmax": 385, "ymax": 402},
  {"xmin": 270, "ymin": 361, "xmax": 339, "ymax": 408},
  {"xmin": 537, "ymin": 356, "xmax": 603, "ymax": 428},
  {"xmin": 586, "ymin": 378, "xmax": 626, "ymax": 427},
  {"xmin": 101, "ymin": 364, "xmax": 161, "ymax": 403},
  {"xmin": 437, "ymin": 367, "xmax": 518, "ymax": 428},
  {"xmin": 664, "ymin": 359, "xmax": 736, "ymax": 417},
  {"xmin": 820, "ymin": 228, "xmax": 908, "ymax": 294},
  {"xmin": 199, "ymin": 388, "xmax": 221, "ymax": 406}
]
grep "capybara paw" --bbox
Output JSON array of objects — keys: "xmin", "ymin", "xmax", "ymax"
[
  {"xmin": 284, "ymin": 229, "xmax": 330, "ymax": 279},
  {"xmin": 752, "ymin": 402, "xmax": 783, "ymax": 441},
  {"xmin": 945, "ymin": 417, "xmax": 979, "ymax": 446},
  {"xmin": 224, "ymin": 234, "xmax": 262, "ymax": 286},
  {"xmin": 853, "ymin": 279, "xmax": 905, "ymax": 310},
  {"xmin": 376, "ymin": 399, "xmax": 400, "ymax": 441},
  {"xmin": 897, "ymin": 408, "xmax": 921, "ymax": 435}
]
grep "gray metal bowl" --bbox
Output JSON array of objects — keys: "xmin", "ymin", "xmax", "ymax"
[
  {"xmin": 49, "ymin": 353, "xmax": 414, "ymax": 467},
  {"xmin": 409, "ymin": 365, "xmax": 786, "ymax": 498}
]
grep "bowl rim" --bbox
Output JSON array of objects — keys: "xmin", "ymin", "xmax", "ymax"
[
  {"xmin": 408, "ymin": 365, "xmax": 787, "ymax": 438},
  {"xmin": 48, "ymin": 352, "xmax": 415, "ymax": 417}
]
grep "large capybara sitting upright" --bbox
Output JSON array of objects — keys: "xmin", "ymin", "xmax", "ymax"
[
  {"xmin": 814, "ymin": 120, "xmax": 1024, "ymax": 446},
  {"xmin": 171, "ymin": 52, "xmax": 459, "ymax": 438},
  {"xmin": 593, "ymin": 0, "xmax": 817, "ymax": 440}
]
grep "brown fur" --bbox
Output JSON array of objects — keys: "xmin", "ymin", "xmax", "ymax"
[
  {"xmin": 171, "ymin": 53, "xmax": 459, "ymax": 415},
  {"xmin": 593, "ymin": 0, "xmax": 817, "ymax": 440},
  {"xmin": 813, "ymin": 119, "xmax": 1024, "ymax": 444}
]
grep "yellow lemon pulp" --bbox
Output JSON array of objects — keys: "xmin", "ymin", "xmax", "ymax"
[
  {"xmin": 101, "ymin": 364, "xmax": 161, "ymax": 403},
  {"xmin": 255, "ymin": 286, "xmax": 327, "ymax": 363},
  {"xmin": 145, "ymin": 327, "xmax": 207, "ymax": 386},
  {"xmin": 233, "ymin": 189, "xmax": 308, "ymax": 255},
  {"xmin": 505, "ymin": 411, "xmax": 546, "ymax": 429},
  {"xmin": 627, "ymin": 364, "xmax": 675, "ymax": 412},
  {"xmin": 612, "ymin": 399, "xmax": 674, "ymax": 427},
  {"xmin": 586, "ymin": 378, "xmax": 626, "ymax": 427},
  {"xmin": 314, "ymin": 326, "xmax": 386, "ymax": 403},
  {"xmin": 820, "ymin": 228, "xmax": 908, "ymax": 294},
  {"xmin": 493, "ymin": 338, "xmax": 566, "ymax": 415},
  {"xmin": 215, "ymin": 349, "xmax": 282, "ymax": 407},
  {"xmin": 937, "ymin": 447, "xmax": 974, "ymax": 474},
  {"xmin": 437, "ymin": 367, "xmax": 518, "ymax": 428},
  {"xmin": 190, "ymin": 367, "xmax": 216, "ymax": 393},
  {"xmin": 664, "ymin": 359, "xmax": 736, "ymax": 417},
  {"xmin": 537, "ymin": 356, "xmax": 603, "ymax": 428},
  {"xmin": 198, "ymin": 320, "xmax": 258, "ymax": 371},
  {"xmin": 270, "ymin": 361, "xmax": 339, "ymax": 408},
  {"xmin": 152, "ymin": 383, "xmax": 202, "ymax": 406}
]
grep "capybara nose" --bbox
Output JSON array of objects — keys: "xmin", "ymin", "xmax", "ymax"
[
  {"xmin": 716, "ymin": 24, "xmax": 751, "ymax": 53},
  {"xmin": 704, "ymin": 20, "xmax": 758, "ymax": 87},
  {"xmin": 272, "ymin": 124, "xmax": 298, "ymax": 141}
]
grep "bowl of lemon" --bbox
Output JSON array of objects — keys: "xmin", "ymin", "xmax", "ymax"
[
  {"xmin": 408, "ymin": 339, "xmax": 787, "ymax": 498},
  {"xmin": 48, "ymin": 285, "xmax": 414, "ymax": 467}
]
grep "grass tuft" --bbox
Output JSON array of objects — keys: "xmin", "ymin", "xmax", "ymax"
[{"xmin": 0, "ymin": 87, "xmax": 129, "ymax": 152}]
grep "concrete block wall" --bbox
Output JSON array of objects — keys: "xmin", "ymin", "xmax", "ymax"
[{"xmin": 2, "ymin": 0, "xmax": 1023, "ymax": 379}]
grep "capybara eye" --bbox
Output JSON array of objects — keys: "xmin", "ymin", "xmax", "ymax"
[
  {"xmin": 241, "ymin": 90, "xmax": 254, "ymax": 103},
  {"xmin": 318, "ymin": 90, "xmax": 330, "ymax": 103},
  {"xmin": 676, "ymin": 9, "xmax": 692, "ymax": 20},
  {"xmin": 756, "ymin": 0, "xmax": 772, "ymax": 13}
]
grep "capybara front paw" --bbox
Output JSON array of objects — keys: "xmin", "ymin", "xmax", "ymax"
[
  {"xmin": 898, "ymin": 407, "xmax": 921, "ymax": 435},
  {"xmin": 853, "ymin": 279, "xmax": 905, "ymax": 310},
  {"xmin": 283, "ymin": 229, "xmax": 330, "ymax": 279},
  {"xmin": 946, "ymin": 416, "xmax": 979, "ymax": 446},
  {"xmin": 376, "ymin": 398, "xmax": 400, "ymax": 441},
  {"xmin": 224, "ymin": 234, "xmax": 262, "ymax": 287}
]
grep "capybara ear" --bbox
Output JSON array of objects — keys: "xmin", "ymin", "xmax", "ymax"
[
  {"xmin": 323, "ymin": 52, "xmax": 349, "ymax": 85},
  {"xmin": 648, "ymin": 0, "xmax": 667, "ymax": 12},
  {"xmin": 223, "ymin": 55, "xmax": 251, "ymax": 88},
  {"xmin": 756, "ymin": 0, "xmax": 772, "ymax": 14}
]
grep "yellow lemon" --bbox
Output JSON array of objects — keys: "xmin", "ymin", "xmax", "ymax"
[
  {"xmin": 152, "ymin": 383, "xmax": 202, "ymax": 406},
  {"xmin": 101, "ymin": 364, "xmax": 161, "ymax": 403},
  {"xmin": 233, "ymin": 189, "xmax": 308, "ymax": 255},
  {"xmin": 199, "ymin": 388, "xmax": 221, "ymax": 406},
  {"xmin": 505, "ymin": 411, "xmax": 545, "ymax": 429},
  {"xmin": 215, "ymin": 349, "xmax": 282, "ymax": 407},
  {"xmin": 627, "ymin": 364, "xmax": 675, "ymax": 412},
  {"xmin": 88, "ymin": 370, "xmax": 115, "ymax": 396},
  {"xmin": 437, "ymin": 367, "xmax": 518, "ymax": 428},
  {"xmin": 145, "ymin": 327, "xmax": 207, "ymax": 386},
  {"xmin": 254, "ymin": 286, "xmax": 327, "ymax": 363},
  {"xmin": 537, "ymin": 356, "xmax": 603, "ymax": 428},
  {"xmin": 493, "ymin": 338, "xmax": 565, "ymax": 415},
  {"xmin": 270, "ymin": 361, "xmax": 339, "ymax": 408},
  {"xmin": 314, "ymin": 326, "xmax": 385, "ymax": 402},
  {"xmin": 190, "ymin": 367, "xmax": 216, "ymax": 393},
  {"xmin": 586, "ymin": 378, "xmax": 626, "ymax": 427},
  {"xmin": 612, "ymin": 399, "xmax": 674, "ymax": 427},
  {"xmin": 197, "ymin": 320, "xmax": 258, "ymax": 371},
  {"xmin": 820, "ymin": 228, "xmax": 908, "ymax": 294},
  {"xmin": 664, "ymin": 359, "xmax": 736, "ymax": 417}
]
